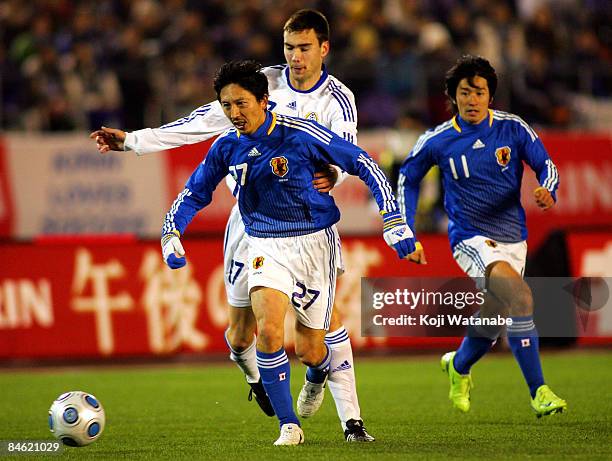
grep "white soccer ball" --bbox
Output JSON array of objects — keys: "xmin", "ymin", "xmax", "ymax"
[{"xmin": 48, "ymin": 391, "xmax": 105, "ymax": 447}]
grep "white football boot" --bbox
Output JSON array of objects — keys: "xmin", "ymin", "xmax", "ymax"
[
  {"xmin": 273, "ymin": 423, "xmax": 304, "ymax": 446},
  {"xmin": 296, "ymin": 379, "xmax": 326, "ymax": 418}
]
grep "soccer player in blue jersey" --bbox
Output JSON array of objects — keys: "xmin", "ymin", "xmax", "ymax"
[
  {"xmin": 161, "ymin": 60, "xmax": 415, "ymax": 445},
  {"xmin": 92, "ymin": 11, "xmax": 375, "ymax": 441},
  {"xmin": 398, "ymin": 55, "xmax": 567, "ymax": 417}
]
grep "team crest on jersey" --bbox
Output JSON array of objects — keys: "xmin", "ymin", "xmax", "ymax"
[
  {"xmin": 305, "ymin": 112, "xmax": 319, "ymax": 122},
  {"xmin": 270, "ymin": 156, "xmax": 289, "ymax": 177},
  {"xmin": 253, "ymin": 256, "xmax": 264, "ymax": 269},
  {"xmin": 485, "ymin": 239, "xmax": 498, "ymax": 248},
  {"xmin": 495, "ymin": 146, "xmax": 511, "ymax": 167}
]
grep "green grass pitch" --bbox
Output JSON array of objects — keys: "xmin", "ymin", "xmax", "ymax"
[{"xmin": 1, "ymin": 350, "xmax": 611, "ymax": 460}]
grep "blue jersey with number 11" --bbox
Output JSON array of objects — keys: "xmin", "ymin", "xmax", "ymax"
[
  {"xmin": 398, "ymin": 110, "xmax": 559, "ymax": 248},
  {"xmin": 164, "ymin": 111, "xmax": 398, "ymax": 238}
]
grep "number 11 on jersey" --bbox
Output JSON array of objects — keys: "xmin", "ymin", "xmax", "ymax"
[{"xmin": 449, "ymin": 155, "xmax": 470, "ymax": 180}]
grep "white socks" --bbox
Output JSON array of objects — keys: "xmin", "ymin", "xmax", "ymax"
[
  {"xmin": 325, "ymin": 327, "xmax": 361, "ymax": 430},
  {"xmin": 225, "ymin": 331, "xmax": 260, "ymax": 383}
]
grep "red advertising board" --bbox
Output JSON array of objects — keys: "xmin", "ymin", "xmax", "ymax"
[
  {"xmin": 0, "ymin": 235, "xmax": 463, "ymax": 360},
  {"xmin": 522, "ymin": 133, "xmax": 612, "ymax": 249},
  {"xmin": 566, "ymin": 232, "xmax": 612, "ymax": 278},
  {"xmin": 566, "ymin": 231, "xmax": 612, "ymax": 344},
  {"xmin": 0, "ymin": 132, "xmax": 610, "ymax": 248}
]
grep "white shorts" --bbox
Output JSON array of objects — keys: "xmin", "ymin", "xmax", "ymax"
[
  {"xmin": 453, "ymin": 235, "xmax": 527, "ymax": 290},
  {"xmin": 247, "ymin": 226, "xmax": 344, "ymax": 330},
  {"xmin": 223, "ymin": 204, "xmax": 250, "ymax": 307}
]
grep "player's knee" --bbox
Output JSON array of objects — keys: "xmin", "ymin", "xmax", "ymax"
[
  {"xmin": 256, "ymin": 324, "xmax": 284, "ymax": 351},
  {"xmin": 295, "ymin": 350, "xmax": 319, "ymax": 368},
  {"xmin": 226, "ymin": 327, "xmax": 253, "ymax": 352},
  {"xmin": 295, "ymin": 343, "xmax": 326, "ymax": 368}
]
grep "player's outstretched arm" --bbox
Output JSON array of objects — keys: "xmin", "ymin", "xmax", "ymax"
[
  {"xmin": 406, "ymin": 242, "xmax": 427, "ymax": 264},
  {"xmin": 91, "ymin": 102, "xmax": 232, "ymax": 156},
  {"xmin": 89, "ymin": 126, "xmax": 126, "ymax": 153},
  {"xmin": 159, "ymin": 135, "xmax": 230, "ymax": 270},
  {"xmin": 125, "ymin": 102, "xmax": 230, "ymax": 154},
  {"xmin": 533, "ymin": 186, "xmax": 555, "ymax": 210}
]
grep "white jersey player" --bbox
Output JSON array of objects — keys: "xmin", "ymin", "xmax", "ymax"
[
  {"xmin": 125, "ymin": 64, "xmax": 357, "ymax": 153},
  {"xmin": 90, "ymin": 9, "xmax": 374, "ymax": 442}
]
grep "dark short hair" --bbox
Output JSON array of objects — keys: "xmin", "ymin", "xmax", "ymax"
[
  {"xmin": 213, "ymin": 60, "xmax": 269, "ymax": 102},
  {"xmin": 284, "ymin": 9, "xmax": 330, "ymax": 45},
  {"xmin": 445, "ymin": 55, "xmax": 498, "ymax": 113}
]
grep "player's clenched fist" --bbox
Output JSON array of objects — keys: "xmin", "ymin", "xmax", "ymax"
[
  {"xmin": 381, "ymin": 210, "xmax": 416, "ymax": 259},
  {"xmin": 161, "ymin": 231, "xmax": 186, "ymax": 269},
  {"xmin": 89, "ymin": 126, "xmax": 126, "ymax": 153},
  {"xmin": 406, "ymin": 241, "xmax": 427, "ymax": 264},
  {"xmin": 533, "ymin": 186, "xmax": 554, "ymax": 210}
]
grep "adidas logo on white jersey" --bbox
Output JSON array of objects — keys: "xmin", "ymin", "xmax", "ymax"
[
  {"xmin": 331, "ymin": 360, "xmax": 352, "ymax": 373},
  {"xmin": 248, "ymin": 147, "xmax": 262, "ymax": 157},
  {"xmin": 287, "ymin": 101, "xmax": 297, "ymax": 110},
  {"xmin": 472, "ymin": 139, "xmax": 485, "ymax": 149}
]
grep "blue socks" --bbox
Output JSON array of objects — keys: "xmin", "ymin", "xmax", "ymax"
[
  {"xmin": 256, "ymin": 347, "xmax": 299, "ymax": 427},
  {"xmin": 453, "ymin": 312, "xmax": 498, "ymax": 375},
  {"xmin": 454, "ymin": 314, "xmax": 546, "ymax": 398},
  {"xmin": 306, "ymin": 344, "xmax": 331, "ymax": 384},
  {"xmin": 507, "ymin": 316, "xmax": 545, "ymax": 398},
  {"xmin": 453, "ymin": 336, "xmax": 495, "ymax": 375}
]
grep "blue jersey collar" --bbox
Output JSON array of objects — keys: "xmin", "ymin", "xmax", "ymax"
[
  {"xmin": 284, "ymin": 65, "xmax": 329, "ymax": 94},
  {"xmin": 453, "ymin": 110, "xmax": 494, "ymax": 133},
  {"xmin": 241, "ymin": 111, "xmax": 277, "ymax": 140}
]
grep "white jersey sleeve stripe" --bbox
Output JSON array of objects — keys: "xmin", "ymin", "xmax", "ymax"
[
  {"xmin": 328, "ymin": 80, "xmax": 355, "ymax": 121},
  {"xmin": 329, "ymin": 81, "xmax": 355, "ymax": 122},
  {"xmin": 493, "ymin": 111, "xmax": 538, "ymax": 141},
  {"xmin": 357, "ymin": 153, "xmax": 396, "ymax": 212},
  {"xmin": 543, "ymin": 159, "xmax": 559, "ymax": 190},
  {"xmin": 342, "ymin": 133, "xmax": 354, "ymax": 144},
  {"xmin": 163, "ymin": 188, "xmax": 192, "ymax": 234},
  {"xmin": 397, "ymin": 173, "xmax": 406, "ymax": 218},
  {"xmin": 277, "ymin": 119, "xmax": 331, "ymax": 145},
  {"xmin": 330, "ymin": 91, "xmax": 353, "ymax": 122},
  {"xmin": 277, "ymin": 116, "xmax": 333, "ymax": 145},
  {"xmin": 412, "ymin": 120, "xmax": 453, "ymax": 156},
  {"xmin": 544, "ymin": 158, "xmax": 552, "ymax": 189},
  {"xmin": 283, "ymin": 116, "xmax": 333, "ymax": 142},
  {"xmin": 160, "ymin": 105, "xmax": 212, "ymax": 129}
]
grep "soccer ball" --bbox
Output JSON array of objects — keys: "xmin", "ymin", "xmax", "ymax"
[{"xmin": 48, "ymin": 391, "xmax": 105, "ymax": 446}]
